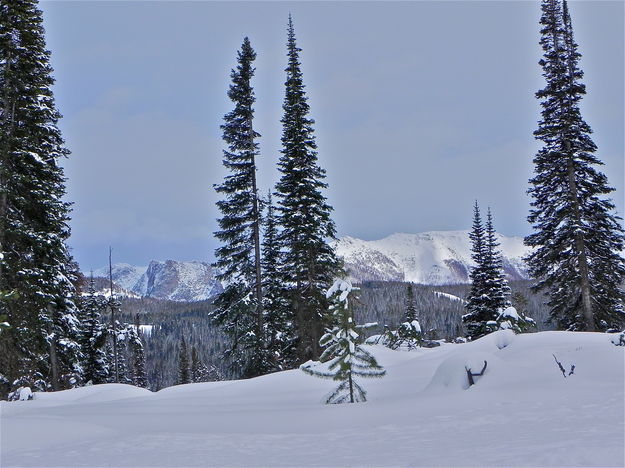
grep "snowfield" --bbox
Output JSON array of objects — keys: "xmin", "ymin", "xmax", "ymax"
[{"xmin": 2, "ymin": 331, "xmax": 623, "ymax": 467}]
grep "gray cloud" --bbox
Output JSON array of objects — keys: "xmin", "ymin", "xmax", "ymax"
[{"xmin": 40, "ymin": 1, "xmax": 623, "ymax": 270}]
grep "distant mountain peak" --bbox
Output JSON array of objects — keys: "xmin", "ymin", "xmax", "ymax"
[{"xmin": 333, "ymin": 230, "xmax": 529, "ymax": 285}]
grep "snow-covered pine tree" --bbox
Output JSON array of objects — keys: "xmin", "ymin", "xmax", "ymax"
[
  {"xmin": 78, "ymin": 276, "xmax": 109, "ymax": 385},
  {"xmin": 0, "ymin": 0, "xmax": 81, "ymax": 395},
  {"xmin": 395, "ymin": 283, "xmax": 422, "ymax": 349},
  {"xmin": 301, "ymin": 279, "xmax": 385, "ymax": 404},
  {"xmin": 525, "ymin": 0, "xmax": 625, "ymax": 331},
  {"xmin": 108, "ymin": 328, "xmax": 130, "ymax": 385},
  {"xmin": 483, "ymin": 209, "xmax": 511, "ymax": 311},
  {"xmin": 261, "ymin": 192, "xmax": 293, "ymax": 369},
  {"xmin": 212, "ymin": 37, "xmax": 271, "ymax": 378},
  {"xmin": 465, "ymin": 205, "xmax": 529, "ymax": 337},
  {"xmin": 275, "ymin": 15, "xmax": 342, "ymax": 365},
  {"xmin": 463, "ymin": 202, "xmax": 491, "ymax": 339},
  {"xmin": 177, "ymin": 336, "xmax": 190, "ymax": 385},
  {"xmin": 128, "ymin": 319, "xmax": 148, "ymax": 388}
]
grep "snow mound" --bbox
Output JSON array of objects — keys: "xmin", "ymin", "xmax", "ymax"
[
  {"xmin": 23, "ymin": 383, "xmax": 152, "ymax": 407},
  {"xmin": 425, "ymin": 350, "xmax": 502, "ymax": 392}
]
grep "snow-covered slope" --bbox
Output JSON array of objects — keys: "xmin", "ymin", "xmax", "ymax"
[
  {"xmin": 334, "ymin": 230, "xmax": 530, "ymax": 284},
  {"xmin": 94, "ymin": 260, "xmax": 222, "ymax": 302},
  {"xmin": 2, "ymin": 331, "xmax": 623, "ymax": 467}
]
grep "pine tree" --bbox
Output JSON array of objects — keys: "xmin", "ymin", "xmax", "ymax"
[
  {"xmin": 177, "ymin": 336, "xmax": 190, "ymax": 385},
  {"xmin": 525, "ymin": 0, "xmax": 625, "ymax": 331},
  {"xmin": 212, "ymin": 37, "xmax": 270, "ymax": 378},
  {"xmin": 301, "ymin": 279, "xmax": 385, "ymax": 404},
  {"xmin": 465, "ymin": 204, "xmax": 532, "ymax": 338},
  {"xmin": 129, "ymin": 317, "xmax": 148, "ymax": 388},
  {"xmin": 274, "ymin": 15, "xmax": 342, "ymax": 365},
  {"xmin": 463, "ymin": 202, "xmax": 491, "ymax": 339},
  {"xmin": 482, "ymin": 209, "xmax": 511, "ymax": 312},
  {"xmin": 395, "ymin": 283, "xmax": 422, "ymax": 349},
  {"xmin": 261, "ymin": 191, "xmax": 293, "ymax": 369},
  {"xmin": 190, "ymin": 345, "xmax": 201, "ymax": 383},
  {"xmin": 78, "ymin": 276, "xmax": 109, "ymax": 385},
  {"xmin": 0, "ymin": 0, "xmax": 81, "ymax": 395}
]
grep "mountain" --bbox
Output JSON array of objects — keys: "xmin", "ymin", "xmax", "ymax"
[
  {"xmin": 91, "ymin": 231, "xmax": 529, "ymax": 301},
  {"xmin": 93, "ymin": 260, "xmax": 222, "ymax": 302},
  {"xmin": 333, "ymin": 230, "xmax": 529, "ymax": 285}
]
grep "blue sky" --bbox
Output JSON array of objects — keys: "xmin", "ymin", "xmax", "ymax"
[{"xmin": 39, "ymin": 1, "xmax": 624, "ymax": 270}]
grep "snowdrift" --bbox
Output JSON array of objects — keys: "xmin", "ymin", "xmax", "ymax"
[{"xmin": 1, "ymin": 331, "xmax": 623, "ymax": 467}]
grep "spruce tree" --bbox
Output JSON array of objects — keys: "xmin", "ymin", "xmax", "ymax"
[
  {"xmin": 0, "ymin": 0, "xmax": 81, "ymax": 394},
  {"xmin": 395, "ymin": 283, "xmax": 422, "ymax": 349},
  {"xmin": 190, "ymin": 345, "xmax": 201, "ymax": 383},
  {"xmin": 526, "ymin": 0, "xmax": 625, "ymax": 331},
  {"xmin": 261, "ymin": 192, "xmax": 293, "ymax": 369},
  {"xmin": 212, "ymin": 37, "xmax": 270, "ymax": 378},
  {"xmin": 129, "ymin": 318, "xmax": 147, "ymax": 388},
  {"xmin": 482, "ymin": 208, "xmax": 511, "ymax": 313},
  {"xmin": 78, "ymin": 276, "xmax": 109, "ymax": 385},
  {"xmin": 465, "ymin": 204, "xmax": 532, "ymax": 337},
  {"xmin": 301, "ymin": 279, "xmax": 385, "ymax": 404},
  {"xmin": 463, "ymin": 202, "xmax": 491, "ymax": 339},
  {"xmin": 275, "ymin": 15, "xmax": 341, "ymax": 364},
  {"xmin": 177, "ymin": 336, "xmax": 190, "ymax": 385}
]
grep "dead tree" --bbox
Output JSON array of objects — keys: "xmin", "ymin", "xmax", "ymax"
[{"xmin": 465, "ymin": 360, "xmax": 487, "ymax": 387}]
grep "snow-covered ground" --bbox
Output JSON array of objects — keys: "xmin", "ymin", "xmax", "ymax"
[{"xmin": 2, "ymin": 331, "xmax": 623, "ymax": 467}]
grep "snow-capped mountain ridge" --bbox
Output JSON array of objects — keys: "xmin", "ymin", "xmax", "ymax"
[
  {"xmin": 334, "ymin": 230, "xmax": 530, "ymax": 285},
  {"xmin": 91, "ymin": 230, "xmax": 529, "ymax": 301}
]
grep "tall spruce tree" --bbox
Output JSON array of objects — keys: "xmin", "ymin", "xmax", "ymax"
[
  {"xmin": 482, "ymin": 208, "xmax": 511, "ymax": 312},
  {"xmin": 212, "ymin": 37, "xmax": 270, "ymax": 378},
  {"xmin": 275, "ymin": 15, "xmax": 341, "ymax": 364},
  {"xmin": 463, "ymin": 202, "xmax": 490, "ymax": 339},
  {"xmin": 0, "ymin": 0, "xmax": 81, "ymax": 395},
  {"xmin": 464, "ymin": 204, "xmax": 516, "ymax": 338},
  {"xmin": 526, "ymin": 0, "xmax": 625, "ymax": 331},
  {"xmin": 78, "ymin": 276, "xmax": 109, "ymax": 385}
]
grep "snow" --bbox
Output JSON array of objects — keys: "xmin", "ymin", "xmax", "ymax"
[
  {"xmin": 334, "ymin": 230, "xmax": 530, "ymax": 285},
  {"xmin": 434, "ymin": 290, "xmax": 466, "ymax": 303},
  {"xmin": 499, "ymin": 306, "xmax": 521, "ymax": 320},
  {"xmin": 2, "ymin": 331, "xmax": 623, "ymax": 467}
]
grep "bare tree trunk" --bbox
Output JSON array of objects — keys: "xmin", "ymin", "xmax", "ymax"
[
  {"xmin": 348, "ymin": 371, "xmax": 354, "ymax": 403},
  {"xmin": 109, "ymin": 247, "xmax": 119, "ymax": 382}
]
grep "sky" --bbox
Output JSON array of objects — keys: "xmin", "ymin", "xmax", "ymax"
[{"xmin": 39, "ymin": 1, "xmax": 624, "ymax": 271}]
